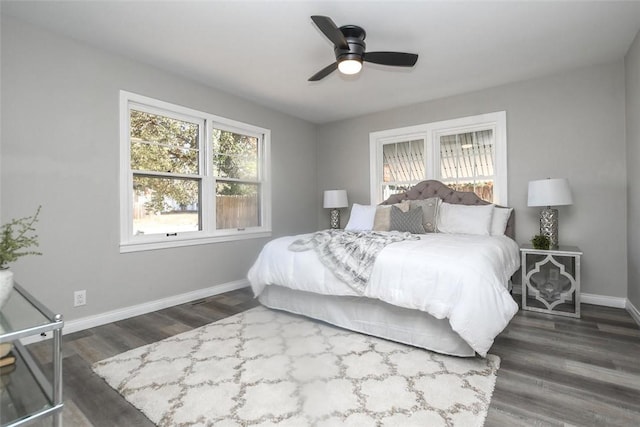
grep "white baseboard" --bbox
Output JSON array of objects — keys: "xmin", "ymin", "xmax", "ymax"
[
  {"xmin": 512, "ymin": 284, "xmax": 636, "ymax": 318},
  {"xmin": 22, "ymin": 279, "xmax": 250, "ymax": 345},
  {"xmin": 580, "ymin": 292, "xmax": 627, "ymax": 308},
  {"xmin": 627, "ymin": 299, "xmax": 640, "ymax": 326}
]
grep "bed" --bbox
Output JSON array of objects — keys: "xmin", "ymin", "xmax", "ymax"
[{"xmin": 247, "ymin": 180, "xmax": 520, "ymax": 357}]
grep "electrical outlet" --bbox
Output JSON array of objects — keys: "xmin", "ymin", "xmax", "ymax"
[{"xmin": 74, "ymin": 290, "xmax": 86, "ymax": 307}]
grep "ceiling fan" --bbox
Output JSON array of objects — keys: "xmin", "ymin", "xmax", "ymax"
[{"xmin": 308, "ymin": 15, "xmax": 419, "ymax": 82}]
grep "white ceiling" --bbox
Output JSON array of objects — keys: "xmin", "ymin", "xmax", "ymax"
[{"xmin": 3, "ymin": 1, "xmax": 640, "ymax": 124}]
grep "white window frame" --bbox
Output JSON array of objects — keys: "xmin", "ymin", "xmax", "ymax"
[
  {"xmin": 369, "ymin": 111, "xmax": 507, "ymax": 205},
  {"xmin": 120, "ymin": 91, "xmax": 271, "ymax": 253}
]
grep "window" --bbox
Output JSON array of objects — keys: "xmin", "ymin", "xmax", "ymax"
[
  {"xmin": 212, "ymin": 126, "xmax": 262, "ymax": 230},
  {"xmin": 379, "ymin": 136, "xmax": 427, "ymax": 200},
  {"xmin": 120, "ymin": 91, "xmax": 270, "ymax": 252},
  {"xmin": 436, "ymin": 129, "xmax": 496, "ymax": 202},
  {"xmin": 370, "ymin": 111, "xmax": 507, "ymax": 205}
]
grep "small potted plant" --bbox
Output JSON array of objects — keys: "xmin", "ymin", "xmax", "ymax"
[
  {"xmin": 531, "ymin": 234, "xmax": 551, "ymax": 250},
  {"xmin": 0, "ymin": 206, "xmax": 42, "ymax": 309}
]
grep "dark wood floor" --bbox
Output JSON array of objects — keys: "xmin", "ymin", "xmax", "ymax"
[{"xmin": 25, "ymin": 288, "xmax": 640, "ymax": 426}]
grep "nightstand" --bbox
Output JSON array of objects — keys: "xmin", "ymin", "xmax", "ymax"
[{"xmin": 520, "ymin": 244, "xmax": 582, "ymax": 318}]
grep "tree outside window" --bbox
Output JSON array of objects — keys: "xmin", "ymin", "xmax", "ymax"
[{"xmin": 121, "ymin": 91, "xmax": 270, "ymax": 252}]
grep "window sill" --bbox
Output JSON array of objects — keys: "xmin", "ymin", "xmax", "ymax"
[{"xmin": 120, "ymin": 230, "xmax": 272, "ymax": 253}]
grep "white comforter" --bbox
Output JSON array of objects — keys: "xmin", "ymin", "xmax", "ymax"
[{"xmin": 248, "ymin": 232, "xmax": 520, "ymax": 356}]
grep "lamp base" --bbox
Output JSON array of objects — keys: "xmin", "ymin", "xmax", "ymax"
[
  {"xmin": 540, "ymin": 207, "xmax": 559, "ymax": 248},
  {"xmin": 330, "ymin": 209, "xmax": 340, "ymax": 229}
]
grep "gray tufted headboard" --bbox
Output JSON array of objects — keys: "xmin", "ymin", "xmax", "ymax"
[{"xmin": 381, "ymin": 180, "xmax": 515, "ymax": 239}]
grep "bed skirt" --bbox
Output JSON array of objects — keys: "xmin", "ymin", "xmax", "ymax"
[{"xmin": 257, "ymin": 285, "xmax": 476, "ymax": 357}]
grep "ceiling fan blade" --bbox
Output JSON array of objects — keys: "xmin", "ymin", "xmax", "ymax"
[
  {"xmin": 364, "ymin": 52, "xmax": 419, "ymax": 67},
  {"xmin": 308, "ymin": 62, "xmax": 339, "ymax": 81},
  {"xmin": 311, "ymin": 15, "xmax": 348, "ymax": 50}
]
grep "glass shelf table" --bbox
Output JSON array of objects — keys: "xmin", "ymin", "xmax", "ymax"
[{"xmin": 0, "ymin": 282, "xmax": 63, "ymax": 427}]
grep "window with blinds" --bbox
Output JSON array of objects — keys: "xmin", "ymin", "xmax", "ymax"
[
  {"xmin": 381, "ymin": 139, "xmax": 425, "ymax": 200},
  {"xmin": 370, "ymin": 112, "xmax": 507, "ymax": 205},
  {"xmin": 438, "ymin": 129, "xmax": 495, "ymax": 202}
]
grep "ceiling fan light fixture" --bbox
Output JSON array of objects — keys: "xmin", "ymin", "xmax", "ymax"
[{"xmin": 338, "ymin": 59, "xmax": 362, "ymax": 75}]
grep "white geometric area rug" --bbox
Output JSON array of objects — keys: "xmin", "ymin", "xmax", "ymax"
[{"xmin": 92, "ymin": 306, "xmax": 500, "ymax": 427}]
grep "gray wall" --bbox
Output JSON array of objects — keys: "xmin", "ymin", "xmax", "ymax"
[
  {"xmin": 0, "ymin": 16, "xmax": 318, "ymax": 320},
  {"xmin": 1, "ymin": 12, "xmax": 634, "ymax": 320},
  {"xmin": 318, "ymin": 61, "xmax": 627, "ymax": 298},
  {"xmin": 627, "ymin": 30, "xmax": 640, "ymax": 310}
]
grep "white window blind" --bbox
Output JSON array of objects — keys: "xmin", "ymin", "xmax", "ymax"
[{"xmin": 370, "ymin": 112, "xmax": 507, "ymax": 205}]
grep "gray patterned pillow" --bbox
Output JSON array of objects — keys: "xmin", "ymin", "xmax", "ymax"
[
  {"xmin": 410, "ymin": 197, "xmax": 440, "ymax": 233},
  {"xmin": 373, "ymin": 200, "xmax": 410, "ymax": 231},
  {"xmin": 390, "ymin": 206, "xmax": 425, "ymax": 234}
]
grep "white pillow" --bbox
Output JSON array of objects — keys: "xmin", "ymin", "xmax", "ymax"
[
  {"xmin": 491, "ymin": 207, "xmax": 513, "ymax": 236},
  {"xmin": 345, "ymin": 204, "xmax": 378, "ymax": 231},
  {"xmin": 437, "ymin": 202, "xmax": 494, "ymax": 236}
]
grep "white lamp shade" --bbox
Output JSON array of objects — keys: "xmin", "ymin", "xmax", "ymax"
[
  {"xmin": 323, "ymin": 190, "xmax": 348, "ymax": 208},
  {"xmin": 528, "ymin": 178, "xmax": 573, "ymax": 207}
]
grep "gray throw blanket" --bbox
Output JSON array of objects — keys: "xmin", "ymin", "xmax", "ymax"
[{"xmin": 288, "ymin": 230, "xmax": 419, "ymax": 294}]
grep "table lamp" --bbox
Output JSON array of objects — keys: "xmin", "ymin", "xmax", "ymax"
[
  {"xmin": 527, "ymin": 178, "xmax": 573, "ymax": 248},
  {"xmin": 323, "ymin": 190, "xmax": 348, "ymax": 229}
]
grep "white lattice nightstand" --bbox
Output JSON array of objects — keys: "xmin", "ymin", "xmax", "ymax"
[{"xmin": 520, "ymin": 244, "xmax": 582, "ymax": 318}]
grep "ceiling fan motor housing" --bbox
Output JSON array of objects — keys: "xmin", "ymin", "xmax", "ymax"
[{"xmin": 335, "ymin": 25, "xmax": 366, "ymax": 63}]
